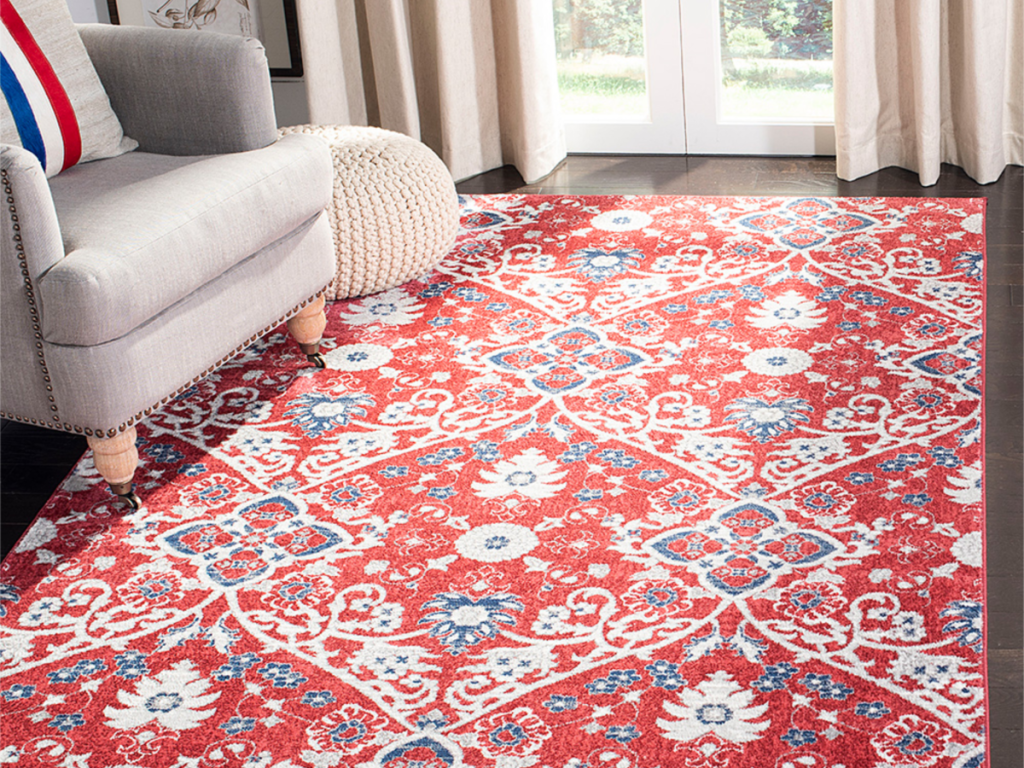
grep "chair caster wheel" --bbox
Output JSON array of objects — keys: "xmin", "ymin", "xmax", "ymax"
[
  {"xmin": 307, "ymin": 353, "xmax": 327, "ymax": 369},
  {"xmin": 120, "ymin": 492, "xmax": 142, "ymax": 510}
]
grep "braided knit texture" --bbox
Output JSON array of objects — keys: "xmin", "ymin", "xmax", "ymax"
[{"xmin": 279, "ymin": 125, "xmax": 459, "ymax": 300}]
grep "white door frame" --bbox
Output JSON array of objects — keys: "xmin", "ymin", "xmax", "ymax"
[
  {"xmin": 678, "ymin": 0, "xmax": 835, "ymax": 155},
  {"xmin": 561, "ymin": 0, "xmax": 836, "ymax": 156},
  {"xmin": 562, "ymin": 0, "xmax": 687, "ymax": 154}
]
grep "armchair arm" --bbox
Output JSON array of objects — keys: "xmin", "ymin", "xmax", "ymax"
[
  {"xmin": 1, "ymin": 145, "xmax": 66, "ymax": 425},
  {"xmin": 76, "ymin": 24, "xmax": 277, "ymax": 155},
  {"xmin": 1, "ymin": 145, "xmax": 65, "ymax": 281}
]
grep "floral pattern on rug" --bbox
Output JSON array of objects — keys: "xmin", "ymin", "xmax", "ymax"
[{"xmin": 1, "ymin": 195, "xmax": 986, "ymax": 767}]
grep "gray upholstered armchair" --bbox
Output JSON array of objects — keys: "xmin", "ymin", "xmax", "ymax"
[{"xmin": 0, "ymin": 25, "xmax": 335, "ymax": 507}]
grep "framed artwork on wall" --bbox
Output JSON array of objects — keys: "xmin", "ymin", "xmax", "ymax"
[{"xmin": 106, "ymin": 0, "xmax": 303, "ymax": 78}]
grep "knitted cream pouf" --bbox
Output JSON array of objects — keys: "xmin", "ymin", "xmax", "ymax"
[{"xmin": 278, "ymin": 125, "xmax": 459, "ymax": 300}]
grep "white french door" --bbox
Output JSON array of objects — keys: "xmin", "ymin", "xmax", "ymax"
[
  {"xmin": 555, "ymin": 0, "xmax": 836, "ymax": 156},
  {"xmin": 555, "ymin": 0, "xmax": 687, "ymax": 153}
]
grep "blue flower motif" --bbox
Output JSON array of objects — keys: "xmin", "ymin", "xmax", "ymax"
[
  {"xmin": 144, "ymin": 443, "xmax": 184, "ymax": 463},
  {"xmin": 739, "ymin": 483, "xmax": 768, "ymax": 498},
  {"xmin": 585, "ymin": 669, "xmax": 641, "ymax": 695},
  {"xmin": 1, "ymin": 684, "xmax": 35, "ymax": 701},
  {"xmin": 708, "ymin": 319, "xmax": 734, "ymax": 330},
  {"xmin": 855, "ymin": 701, "xmax": 891, "ymax": 719},
  {"xmin": 0, "ymin": 583, "xmax": 19, "ymax": 618},
  {"xmin": 284, "ymin": 392, "xmax": 374, "ymax": 438},
  {"xmin": 890, "ymin": 306, "xmax": 914, "ymax": 316},
  {"xmin": 595, "ymin": 449, "xmax": 639, "ymax": 468},
  {"xmin": 112, "ymin": 651, "xmax": 149, "ymax": 680},
  {"xmin": 220, "ymin": 717, "xmax": 256, "ymax": 735},
  {"xmin": 569, "ymin": 247, "xmax": 644, "ymax": 282},
  {"xmin": 639, "ymin": 469, "xmax": 668, "ymax": 483},
  {"xmin": 416, "ymin": 711, "xmax": 449, "ymax": 730},
  {"xmin": 838, "ymin": 321, "xmax": 861, "ymax": 331},
  {"xmin": 257, "ymin": 662, "xmax": 308, "ymax": 688},
  {"xmin": 781, "ymin": 728, "xmax": 817, "ymax": 747},
  {"xmin": 663, "ymin": 489, "xmax": 701, "ymax": 508},
  {"xmin": 417, "ymin": 448, "xmax": 464, "ymax": 466},
  {"xmin": 916, "ymin": 321, "xmax": 948, "ymax": 336},
  {"xmin": 486, "ymin": 722, "xmax": 529, "ymax": 749},
  {"xmin": 645, "ymin": 660, "xmax": 686, "ymax": 691},
  {"xmin": 558, "ymin": 441, "xmax": 597, "ymax": 464},
  {"xmin": 427, "ymin": 486, "xmax": 457, "ymax": 501},
  {"xmin": 928, "ymin": 446, "xmax": 962, "ymax": 468},
  {"xmin": 47, "ymin": 658, "xmax": 106, "ymax": 685},
  {"xmin": 621, "ymin": 317, "xmax": 656, "ymax": 334},
  {"xmin": 694, "ymin": 289, "xmax": 732, "ymax": 305},
  {"xmin": 470, "ymin": 440, "xmax": 501, "ymax": 463},
  {"xmin": 428, "ymin": 316, "xmax": 453, "ymax": 328},
  {"xmin": 801, "ymin": 490, "xmax": 838, "ymax": 512},
  {"xmin": 49, "ymin": 713, "xmax": 85, "ymax": 732},
  {"xmin": 753, "ymin": 662, "xmax": 798, "ymax": 692},
  {"xmin": 799, "ymin": 673, "xmax": 853, "ymax": 700},
  {"xmin": 725, "ymin": 397, "xmax": 813, "ymax": 443},
  {"xmin": 213, "ymin": 655, "xmax": 259, "ymax": 681},
  {"xmin": 850, "ymin": 290, "xmax": 888, "ymax": 306},
  {"xmin": 954, "ymin": 251, "xmax": 983, "ymax": 281},
  {"xmin": 453, "ymin": 287, "xmax": 489, "ymax": 302},
  {"xmin": 663, "ymin": 304, "xmax": 688, "ymax": 313},
  {"xmin": 846, "ymin": 472, "xmax": 874, "ymax": 485},
  {"xmin": 903, "ymin": 493, "xmax": 932, "ymax": 507},
  {"xmin": 542, "ymin": 695, "xmax": 578, "ymax": 713},
  {"xmin": 379, "ymin": 465, "xmax": 409, "ymax": 479},
  {"xmin": 941, "ymin": 601, "xmax": 983, "ymax": 652},
  {"xmin": 74, "ymin": 659, "xmax": 107, "ymax": 676},
  {"xmin": 912, "ymin": 392, "xmax": 944, "ymax": 410},
  {"xmin": 740, "ymin": 284, "xmax": 765, "ymax": 301},
  {"xmin": 418, "ymin": 592, "xmax": 522, "ymax": 655},
  {"xmin": 574, "ymin": 488, "xmax": 603, "ymax": 502},
  {"xmin": 605, "ymin": 725, "xmax": 641, "ymax": 744},
  {"xmin": 418, "ymin": 281, "xmax": 453, "ymax": 299},
  {"xmin": 815, "ymin": 286, "xmax": 847, "ymax": 302},
  {"xmin": 487, "ymin": 302, "xmax": 510, "ymax": 313},
  {"xmin": 877, "ymin": 453, "xmax": 922, "ymax": 472},
  {"xmin": 895, "ymin": 730, "xmax": 936, "ymax": 756},
  {"xmin": 178, "ymin": 463, "xmax": 207, "ymax": 476}
]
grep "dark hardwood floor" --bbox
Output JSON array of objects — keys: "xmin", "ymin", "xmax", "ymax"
[{"xmin": 2, "ymin": 156, "xmax": 1021, "ymax": 764}]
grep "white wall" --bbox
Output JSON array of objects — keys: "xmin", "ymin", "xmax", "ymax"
[{"xmin": 66, "ymin": 0, "xmax": 108, "ymax": 23}]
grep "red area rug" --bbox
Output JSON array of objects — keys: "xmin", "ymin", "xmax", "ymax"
[{"xmin": 1, "ymin": 195, "xmax": 987, "ymax": 767}]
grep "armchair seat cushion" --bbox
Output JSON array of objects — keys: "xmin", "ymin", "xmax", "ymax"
[{"xmin": 40, "ymin": 132, "xmax": 331, "ymax": 346}]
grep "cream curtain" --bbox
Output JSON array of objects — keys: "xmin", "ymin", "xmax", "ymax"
[
  {"xmin": 834, "ymin": 0, "xmax": 1023, "ymax": 186},
  {"xmin": 294, "ymin": 0, "xmax": 567, "ymax": 184}
]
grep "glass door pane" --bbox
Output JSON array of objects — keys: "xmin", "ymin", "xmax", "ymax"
[
  {"xmin": 719, "ymin": 0, "xmax": 833, "ymax": 122},
  {"xmin": 554, "ymin": 0, "xmax": 649, "ymax": 119},
  {"xmin": 680, "ymin": 0, "xmax": 835, "ymax": 155},
  {"xmin": 553, "ymin": 0, "xmax": 686, "ymax": 154}
]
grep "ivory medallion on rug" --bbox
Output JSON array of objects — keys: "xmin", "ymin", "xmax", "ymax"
[{"xmin": 1, "ymin": 195, "xmax": 987, "ymax": 767}]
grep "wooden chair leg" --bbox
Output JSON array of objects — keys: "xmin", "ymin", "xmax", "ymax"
[
  {"xmin": 287, "ymin": 296, "xmax": 327, "ymax": 368},
  {"xmin": 87, "ymin": 426, "xmax": 141, "ymax": 508}
]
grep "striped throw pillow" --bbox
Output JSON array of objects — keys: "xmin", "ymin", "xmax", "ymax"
[{"xmin": 1, "ymin": 0, "xmax": 135, "ymax": 177}]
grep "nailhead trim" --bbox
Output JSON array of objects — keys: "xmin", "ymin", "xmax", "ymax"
[
  {"xmin": 2, "ymin": 168, "xmax": 60, "ymax": 424},
  {"xmin": 0, "ymin": 287, "xmax": 329, "ymax": 437}
]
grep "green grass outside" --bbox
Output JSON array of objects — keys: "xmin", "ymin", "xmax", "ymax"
[
  {"xmin": 720, "ymin": 84, "xmax": 833, "ymax": 121},
  {"xmin": 557, "ymin": 71, "xmax": 648, "ymax": 117},
  {"xmin": 557, "ymin": 71, "xmax": 833, "ymax": 121}
]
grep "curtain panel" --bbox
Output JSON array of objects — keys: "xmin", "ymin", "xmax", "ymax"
[
  {"xmin": 295, "ymin": 0, "xmax": 566, "ymax": 184},
  {"xmin": 834, "ymin": 0, "xmax": 1023, "ymax": 186}
]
